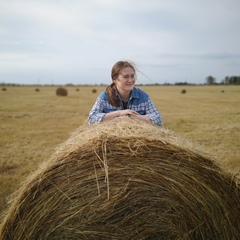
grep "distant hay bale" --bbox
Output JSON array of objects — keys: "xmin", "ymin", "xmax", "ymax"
[
  {"xmin": 0, "ymin": 118, "xmax": 239, "ymax": 240},
  {"xmin": 2, "ymin": 87, "xmax": 7, "ymax": 91},
  {"xmin": 35, "ymin": 88, "xmax": 40, "ymax": 92},
  {"xmin": 92, "ymin": 88, "xmax": 97, "ymax": 93},
  {"xmin": 181, "ymin": 89, "xmax": 186, "ymax": 94},
  {"xmin": 221, "ymin": 90, "xmax": 225, "ymax": 93},
  {"xmin": 56, "ymin": 87, "xmax": 68, "ymax": 96},
  {"xmin": 76, "ymin": 88, "xmax": 79, "ymax": 91}
]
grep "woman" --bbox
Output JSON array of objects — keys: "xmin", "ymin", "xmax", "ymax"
[{"xmin": 88, "ymin": 61, "xmax": 162, "ymax": 126}]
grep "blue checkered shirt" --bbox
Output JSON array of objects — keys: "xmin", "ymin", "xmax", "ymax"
[{"xmin": 88, "ymin": 87, "xmax": 162, "ymax": 126}]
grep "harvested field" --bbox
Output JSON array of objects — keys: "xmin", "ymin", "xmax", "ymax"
[{"xmin": 0, "ymin": 118, "xmax": 239, "ymax": 239}]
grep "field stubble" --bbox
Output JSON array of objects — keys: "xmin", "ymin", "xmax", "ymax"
[{"xmin": 0, "ymin": 85, "xmax": 240, "ymax": 215}]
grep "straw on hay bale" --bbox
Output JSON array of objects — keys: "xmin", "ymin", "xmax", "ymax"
[{"xmin": 0, "ymin": 118, "xmax": 240, "ymax": 240}]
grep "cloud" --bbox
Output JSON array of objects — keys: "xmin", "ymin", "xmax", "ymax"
[{"xmin": 0, "ymin": 0, "xmax": 240, "ymax": 84}]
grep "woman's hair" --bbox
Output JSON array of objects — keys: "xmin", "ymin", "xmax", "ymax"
[{"xmin": 106, "ymin": 61, "xmax": 136, "ymax": 107}]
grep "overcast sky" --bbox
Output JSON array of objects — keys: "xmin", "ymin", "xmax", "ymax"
[{"xmin": 1, "ymin": 0, "xmax": 240, "ymax": 85}]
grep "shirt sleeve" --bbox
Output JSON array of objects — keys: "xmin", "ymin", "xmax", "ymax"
[
  {"xmin": 145, "ymin": 97, "xmax": 162, "ymax": 126},
  {"xmin": 88, "ymin": 97, "xmax": 106, "ymax": 124}
]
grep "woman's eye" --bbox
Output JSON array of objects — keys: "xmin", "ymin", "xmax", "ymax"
[{"xmin": 121, "ymin": 74, "xmax": 135, "ymax": 79}]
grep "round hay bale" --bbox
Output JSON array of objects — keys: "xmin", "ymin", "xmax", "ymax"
[
  {"xmin": 181, "ymin": 89, "xmax": 186, "ymax": 94},
  {"xmin": 92, "ymin": 88, "xmax": 97, "ymax": 93},
  {"xmin": 35, "ymin": 88, "xmax": 40, "ymax": 92},
  {"xmin": 0, "ymin": 118, "xmax": 239, "ymax": 240},
  {"xmin": 2, "ymin": 87, "xmax": 7, "ymax": 91},
  {"xmin": 56, "ymin": 87, "xmax": 68, "ymax": 96}
]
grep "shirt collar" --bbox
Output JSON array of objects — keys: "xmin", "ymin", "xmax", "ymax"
[
  {"xmin": 130, "ymin": 87, "xmax": 140, "ymax": 99},
  {"xmin": 115, "ymin": 87, "xmax": 139, "ymax": 100}
]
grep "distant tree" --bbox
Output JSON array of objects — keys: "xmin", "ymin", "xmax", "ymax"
[
  {"xmin": 206, "ymin": 75, "xmax": 216, "ymax": 85},
  {"xmin": 223, "ymin": 76, "xmax": 230, "ymax": 84},
  {"xmin": 175, "ymin": 82, "xmax": 188, "ymax": 85},
  {"xmin": 229, "ymin": 76, "xmax": 240, "ymax": 84},
  {"xmin": 220, "ymin": 76, "xmax": 240, "ymax": 85}
]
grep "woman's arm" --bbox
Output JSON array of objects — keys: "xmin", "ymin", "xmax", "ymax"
[
  {"xmin": 143, "ymin": 97, "xmax": 162, "ymax": 126},
  {"xmin": 88, "ymin": 97, "xmax": 106, "ymax": 124},
  {"xmin": 88, "ymin": 96, "xmax": 140, "ymax": 124}
]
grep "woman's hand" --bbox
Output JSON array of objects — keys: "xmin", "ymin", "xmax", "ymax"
[
  {"xmin": 103, "ymin": 110, "xmax": 151, "ymax": 123},
  {"xmin": 131, "ymin": 114, "xmax": 151, "ymax": 123},
  {"xmin": 122, "ymin": 110, "xmax": 152, "ymax": 123},
  {"xmin": 118, "ymin": 109, "xmax": 139, "ymax": 117},
  {"xmin": 103, "ymin": 109, "xmax": 138, "ymax": 121}
]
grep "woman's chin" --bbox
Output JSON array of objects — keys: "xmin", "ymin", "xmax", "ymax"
[{"xmin": 126, "ymin": 85, "xmax": 134, "ymax": 90}]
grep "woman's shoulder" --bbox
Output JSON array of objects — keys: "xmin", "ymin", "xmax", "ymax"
[
  {"xmin": 133, "ymin": 87, "xmax": 149, "ymax": 98},
  {"xmin": 98, "ymin": 90, "xmax": 108, "ymax": 100}
]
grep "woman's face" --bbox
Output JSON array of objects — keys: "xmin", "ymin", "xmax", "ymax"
[{"xmin": 114, "ymin": 67, "xmax": 136, "ymax": 93}]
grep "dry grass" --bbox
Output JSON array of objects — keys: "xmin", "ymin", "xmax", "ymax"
[
  {"xmin": 0, "ymin": 118, "xmax": 239, "ymax": 239},
  {"xmin": 0, "ymin": 85, "xmax": 239, "ymax": 219}
]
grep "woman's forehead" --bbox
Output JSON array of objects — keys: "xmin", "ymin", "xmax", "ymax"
[{"xmin": 120, "ymin": 67, "xmax": 135, "ymax": 75}]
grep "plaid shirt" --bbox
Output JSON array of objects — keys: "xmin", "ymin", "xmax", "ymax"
[{"xmin": 88, "ymin": 87, "xmax": 162, "ymax": 126}]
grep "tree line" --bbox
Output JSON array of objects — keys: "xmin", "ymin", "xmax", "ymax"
[
  {"xmin": 2, "ymin": 75, "xmax": 240, "ymax": 86},
  {"xmin": 206, "ymin": 75, "xmax": 240, "ymax": 85}
]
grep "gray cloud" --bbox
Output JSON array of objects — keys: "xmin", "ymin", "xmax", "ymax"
[{"xmin": 0, "ymin": 0, "xmax": 240, "ymax": 85}]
